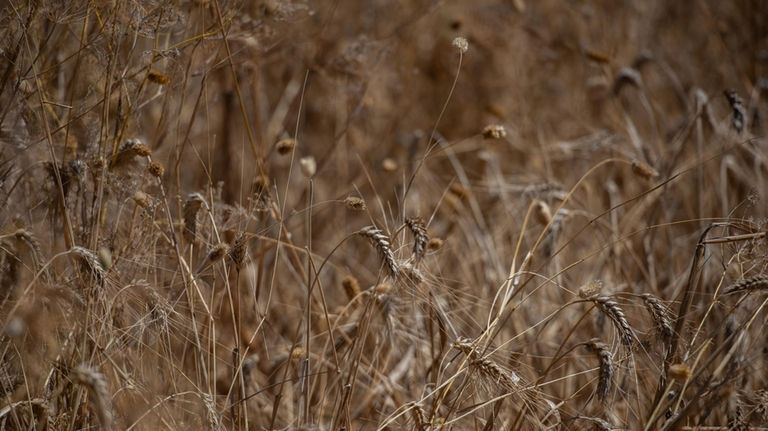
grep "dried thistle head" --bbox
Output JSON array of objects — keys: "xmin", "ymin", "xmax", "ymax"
[
  {"xmin": 341, "ymin": 275, "xmax": 361, "ymax": 300},
  {"xmin": 147, "ymin": 160, "xmax": 164, "ymax": 178},
  {"xmin": 344, "ymin": 196, "xmax": 366, "ymax": 211},
  {"xmin": 631, "ymin": 159, "xmax": 659, "ymax": 180},
  {"xmin": 250, "ymin": 175, "xmax": 271, "ymax": 211},
  {"xmin": 482, "ymin": 124, "xmax": 507, "ymax": 140},
  {"xmin": 579, "ymin": 280, "xmax": 603, "ymax": 299},
  {"xmin": 289, "ymin": 346, "xmax": 306, "ymax": 362},
  {"xmin": 206, "ymin": 243, "xmax": 230, "ymax": 264},
  {"xmin": 669, "ymin": 363, "xmax": 692, "ymax": 381},
  {"xmin": 532, "ymin": 200, "xmax": 552, "ymax": 226},
  {"xmin": 452, "ymin": 36, "xmax": 469, "ymax": 53},
  {"xmin": 147, "ymin": 70, "xmax": 170, "ymax": 85},
  {"xmin": 132, "ymin": 191, "xmax": 151, "ymax": 208},
  {"xmin": 227, "ymin": 234, "xmax": 248, "ymax": 269},
  {"xmin": 276, "ymin": 138, "xmax": 296, "ymax": 155},
  {"xmin": 299, "ymin": 156, "xmax": 316, "ymax": 177},
  {"xmin": 427, "ymin": 237, "xmax": 444, "ymax": 251},
  {"xmin": 111, "ymin": 138, "xmax": 151, "ymax": 170},
  {"xmin": 381, "ymin": 158, "xmax": 398, "ymax": 172}
]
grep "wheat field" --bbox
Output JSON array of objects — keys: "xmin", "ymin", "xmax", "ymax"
[{"xmin": 1, "ymin": 0, "xmax": 767, "ymax": 429}]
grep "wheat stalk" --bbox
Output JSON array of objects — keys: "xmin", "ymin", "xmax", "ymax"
[
  {"xmin": 583, "ymin": 338, "xmax": 614, "ymax": 402},
  {"xmin": 405, "ymin": 217, "xmax": 428, "ymax": 263},
  {"xmin": 453, "ymin": 337, "xmax": 521, "ymax": 391},
  {"xmin": 73, "ymin": 364, "xmax": 112, "ymax": 429},
  {"xmin": 358, "ymin": 226, "xmax": 399, "ymax": 278},
  {"xmin": 723, "ymin": 275, "xmax": 768, "ymax": 295},
  {"xmin": 590, "ymin": 295, "xmax": 634, "ymax": 347}
]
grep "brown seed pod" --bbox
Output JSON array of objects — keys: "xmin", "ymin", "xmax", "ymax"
[
  {"xmin": 344, "ymin": 196, "xmax": 367, "ymax": 211},
  {"xmin": 147, "ymin": 160, "xmax": 164, "ymax": 178},
  {"xmin": 276, "ymin": 138, "xmax": 296, "ymax": 155},
  {"xmin": 147, "ymin": 70, "xmax": 170, "ymax": 85}
]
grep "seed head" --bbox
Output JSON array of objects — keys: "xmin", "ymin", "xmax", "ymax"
[
  {"xmin": 148, "ymin": 160, "xmax": 164, "ymax": 178},
  {"xmin": 276, "ymin": 138, "xmax": 296, "ymax": 155},
  {"xmin": 631, "ymin": 159, "xmax": 659, "ymax": 180},
  {"xmin": 300, "ymin": 156, "xmax": 316, "ymax": 177},
  {"xmin": 482, "ymin": 124, "xmax": 507, "ymax": 140},
  {"xmin": 452, "ymin": 37, "xmax": 469, "ymax": 53},
  {"xmin": 147, "ymin": 70, "xmax": 170, "ymax": 85},
  {"xmin": 344, "ymin": 196, "xmax": 367, "ymax": 211}
]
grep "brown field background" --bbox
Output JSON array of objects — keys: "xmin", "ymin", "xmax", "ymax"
[{"xmin": 1, "ymin": 0, "xmax": 767, "ymax": 429}]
